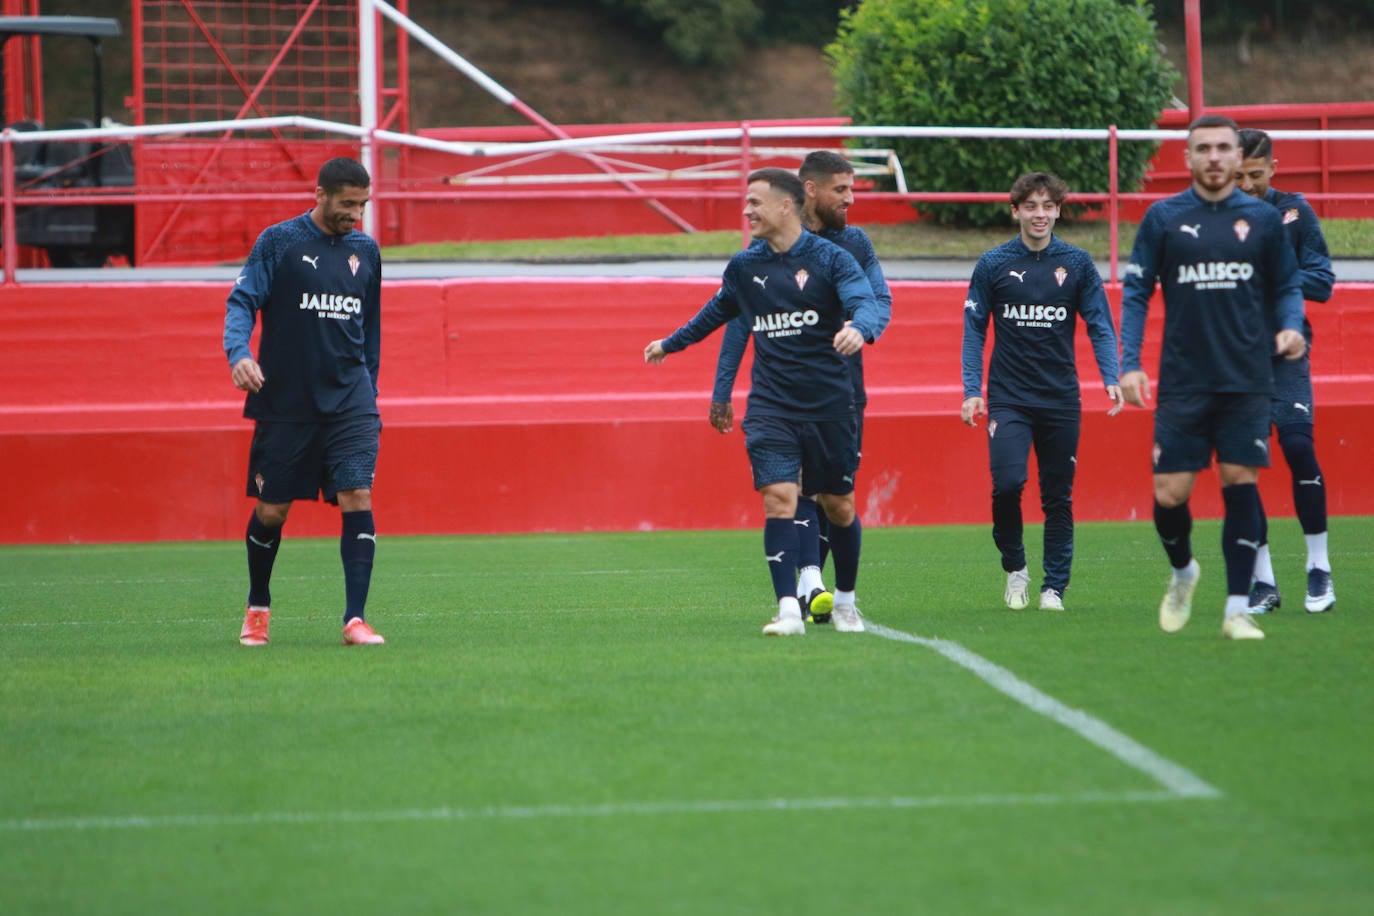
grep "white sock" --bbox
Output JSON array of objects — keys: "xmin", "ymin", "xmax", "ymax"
[
  {"xmin": 1252, "ymin": 543, "xmax": 1275, "ymax": 586},
  {"xmin": 1174, "ymin": 559, "xmax": 1199, "ymax": 580},
  {"xmin": 834, "ymin": 589, "xmax": 856, "ymax": 609},
  {"xmin": 1305, "ymin": 532, "xmax": 1330, "ymax": 572},
  {"xmin": 1224, "ymin": 595, "xmax": 1251, "ymax": 619},
  {"xmin": 797, "ymin": 565, "xmax": 825, "ymax": 597},
  {"xmin": 777, "ymin": 596, "xmax": 802, "ymax": 620}
]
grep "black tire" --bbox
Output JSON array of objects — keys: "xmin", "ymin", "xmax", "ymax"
[{"xmin": 46, "ymin": 247, "xmax": 109, "ymax": 268}]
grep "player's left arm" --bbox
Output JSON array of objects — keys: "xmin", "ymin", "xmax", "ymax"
[
  {"xmin": 364, "ymin": 245, "xmax": 382, "ymax": 396},
  {"xmin": 831, "ymin": 249, "xmax": 879, "ymax": 354},
  {"xmin": 1292, "ymin": 197, "xmax": 1335, "ymax": 303},
  {"xmin": 1076, "ymin": 260, "xmax": 1124, "ymax": 415},
  {"xmin": 1268, "ymin": 220, "xmax": 1307, "ymax": 359},
  {"xmin": 850, "ymin": 230, "xmax": 893, "ymax": 341}
]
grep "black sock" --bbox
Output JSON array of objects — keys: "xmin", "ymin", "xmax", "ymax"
[
  {"xmin": 246, "ymin": 513, "xmax": 282, "ymax": 608},
  {"xmin": 341, "ymin": 510, "xmax": 376, "ymax": 624},
  {"xmin": 827, "ymin": 515, "xmax": 862, "ymax": 593},
  {"xmin": 763, "ymin": 517, "xmax": 799, "ymax": 604},
  {"xmin": 1280, "ymin": 428, "xmax": 1328, "ymax": 535},
  {"xmin": 1153, "ymin": 499, "xmax": 1193, "ymax": 570},
  {"xmin": 1221, "ymin": 483, "xmax": 1262, "ymax": 597}
]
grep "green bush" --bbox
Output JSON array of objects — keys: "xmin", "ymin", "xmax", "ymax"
[{"xmin": 827, "ymin": 0, "xmax": 1176, "ymax": 225}]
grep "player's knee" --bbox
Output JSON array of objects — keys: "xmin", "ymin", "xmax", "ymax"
[
  {"xmin": 1277, "ymin": 426, "xmax": 1318, "ymax": 468},
  {"xmin": 336, "ymin": 488, "xmax": 372, "ymax": 513},
  {"xmin": 991, "ymin": 480, "xmax": 1026, "ymax": 500},
  {"xmin": 818, "ymin": 493, "xmax": 856, "ymax": 527},
  {"xmin": 256, "ymin": 501, "xmax": 291, "ymax": 527}
]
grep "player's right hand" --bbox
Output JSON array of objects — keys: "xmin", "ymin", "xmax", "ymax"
[
  {"xmin": 644, "ymin": 340, "xmax": 667, "ymax": 364},
  {"xmin": 961, "ymin": 396, "xmax": 985, "ymax": 427},
  {"xmin": 709, "ymin": 401, "xmax": 734, "ymax": 434},
  {"xmin": 232, "ymin": 357, "xmax": 265, "ymax": 393},
  {"xmin": 1119, "ymin": 370, "xmax": 1151, "ymax": 407}
]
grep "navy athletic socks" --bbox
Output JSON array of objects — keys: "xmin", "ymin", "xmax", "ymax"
[
  {"xmin": 827, "ymin": 515, "xmax": 862, "ymax": 593},
  {"xmin": 245, "ymin": 513, "xmax": 282, "ymax": 608},
  {"xmin": 341, "ymin": 510, "xmax": 376, "ymax": 623},
  {"xmin": 1221, "ymin": 483, "xmax": 1262, "ymax": 597},
  {"xmin": 1279, "ymin": 428, "xmax": 1328, "ymax": 535},
  {"xmin": 1153, "ymin": 499, "xmax": 1193, "ymax": 570},
  {"xmin": 795, "ymin": 496, "xmax": 822, "ymax": 570},
  {"xmin": 763, "ymin": 516, "xmax": 800, "ymax": 601}
]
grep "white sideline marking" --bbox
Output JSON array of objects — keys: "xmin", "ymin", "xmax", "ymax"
[
  {"xmin": 3, "ymin": 789, "xmax": 1191, "ymax": 833},
  {"xmin": 864, "ymin": 621, "xmax": 1222, "ymax": 800}
]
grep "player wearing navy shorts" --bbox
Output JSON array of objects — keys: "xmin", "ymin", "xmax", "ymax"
[
  {"xmin": 708, "ymin": 150, "xmax": 892, "ymax": 625},
  {"xmin": 645, "ymin": 167, "xmax": 882, "ymax": 636},
  {"xmin": 1236, "ymin": 128, "xmax": 1337, "ymax": 614},
  {"xmin": 224, "ymin": 157, "xmax": 386, "ymax": 647},
  {"xmin": 961, "ymin": 172, "xmax": 1122, "ymax": 613},
  {"xmin": 1120, "ymin": 115, "xmax": 1307, "ymax": 641}
]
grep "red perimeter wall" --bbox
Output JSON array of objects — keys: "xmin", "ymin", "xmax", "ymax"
[{"xmin": 2, "ymin": 277, "xmax": 1373, "ymax": 545}]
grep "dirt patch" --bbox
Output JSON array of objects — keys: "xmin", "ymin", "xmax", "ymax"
[{"xmin": 406, "ymin": 4, "xmax": 836, "ymax": 129}]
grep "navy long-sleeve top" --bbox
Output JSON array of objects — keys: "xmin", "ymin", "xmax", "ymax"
[
  {"xmin": 710, "ymin": 225, "xmax": 892, "ymax": 406},
  {"xmin": 1120, "ymin": 187, "xmax": 1304, "ymax": 396},
  {"xmin": 223, "ymin": 212, "xmax": 382, "ymax": 421},
  {"xmin": 662, "ymin": 232, "xmax": 880, "ymax": 420},
  {"xmin": 961, "ymin": 235, "xmax": 1119, "ymax": 409}
]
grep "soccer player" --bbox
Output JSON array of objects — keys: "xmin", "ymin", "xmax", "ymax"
[
  {"xmin": 708, "ymin": 150, "xmax": 892, "ymax": 625},
  {"xmin": 644, "ymin": 167, "xmax": 882, "ymax": 636},
  {"xmin": 1119, "ymin": 114, "xmax": 1307, "ymax": 641},
  {"xmin": 960, "ymin": 172, "xmax": 1123, "ymax": 612},
  {"xmin": 223, "ymin": 157, "xmax": 386, "ymax": 647},
  {"xmin": 1236, "ymin": 127, "xmax": 1337, "ymax": 614}
]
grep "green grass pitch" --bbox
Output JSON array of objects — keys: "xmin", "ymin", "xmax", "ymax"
[{"xmin": 2, "ymin": 518, "xmax": 1371, "ymax": 915}]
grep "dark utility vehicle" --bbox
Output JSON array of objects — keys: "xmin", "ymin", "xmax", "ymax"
[{"xmin": 1, "ymin": 15, "xmax": 134, "ymax": 266}]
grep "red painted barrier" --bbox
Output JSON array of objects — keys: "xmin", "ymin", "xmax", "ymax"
[{"xmin": 2, "ymin": 277, "xmax": 1372, "ymax": 544}]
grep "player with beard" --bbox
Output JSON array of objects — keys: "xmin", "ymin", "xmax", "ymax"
[
  {"xmin": 708, "ymin": 151, "xmax": 892, "ymax": 625},
  {"xmin": 1235, "ymin": 127, "xmax": 1337, "ymax": 614},
  {"xmin": 1120, "ymin": 115, "xmax": 1306, "ymax": 641},
  {"xmin": 645, "ymin": 167, "xmax": 882, "ymax": 636},
  {"xmin": 224, "ymin": 157, "xmax": 386, "ymax": 648},
  {"xmin": 961, "ymin": 172, "xmax": 1122, "ymax": 613}
]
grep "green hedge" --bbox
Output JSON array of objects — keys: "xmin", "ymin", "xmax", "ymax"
[{"xmin": 827, "ymin": 0, "xmax": 1176, "ymax": 226}]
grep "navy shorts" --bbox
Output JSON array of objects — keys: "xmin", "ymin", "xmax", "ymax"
[
  {"xmin": 1152, "ymin": 393, "xmax": 1270, "ymax": 473},
  {"xmin": 742, "ymin": 413, "xmax": 858, "ymax": 495},
  {"xmin": 246, "ymin": 414, "xmax": 381, "ymax": 504},
  {"xmin": 1270, "ymin": 354, "xmax": 1315, "ymax": 430}
]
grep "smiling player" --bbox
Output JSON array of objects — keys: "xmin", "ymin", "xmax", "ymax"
[{"xmin": 961, "ymin": 172, "xmax": 1122, "ymax": 613}]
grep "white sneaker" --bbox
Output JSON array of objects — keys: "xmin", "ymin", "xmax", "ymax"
[
  {"xmin": 762, "ymin": 614, "xmax": 805, "ymax": 636},
  {"xmin": 1159, "ymin": 559, "xmax": 1200, "ymax": 633},
  {"xmin": 832, "ymin": 604, "xmax": 865, "ymax": 633},
  {"xmin": 1004, "ymin": 568, "xmax": 1031, "ymax": 610},
  {"xmin": 1039, "ymin": 588, "xmax": 1064, "ymax": 611},
  {"xmin": 1222, "ymin": 613, "xmax": 1265, "ymax": 640}
]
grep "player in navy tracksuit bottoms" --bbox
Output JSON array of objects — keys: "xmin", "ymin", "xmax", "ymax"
[
  {"xmin": 1120, "ymin": 115, "xmax": 1306, "ymax": 640},
  {"xmin": 961, "ymin": 172, "xmax": 1121, "ymax": 612},
  {"xmin": 1236, "ymin": 128, "xmax": 1337, "ymax": 614},
  {"xmin": 223, "ymin": 157, "xmax": 386, "ymax": 647},
  {"xmin": 645, "ymin": 168, "xmax": 881, "ymax": 636},
  {"xmin": 710, "ymin": 150, "xmax": 892, "ymax": 624}
]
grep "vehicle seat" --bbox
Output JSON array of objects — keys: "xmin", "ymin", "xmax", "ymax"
[{"xmin": 8, "ymin": 119, "xmax": 46, "ymax": 181}]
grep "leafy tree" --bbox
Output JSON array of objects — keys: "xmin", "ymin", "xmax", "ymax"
[
  {"xmin": 596, "ymin": 0, "xmax": 855, "ymax": 64},
  {"xmin": 597, "ymin": 0, "xmax": 762, "ymax": 66},
  {"xmin": 827, "ymin": 0, "xmax": 1177, "ymax": 225}
]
